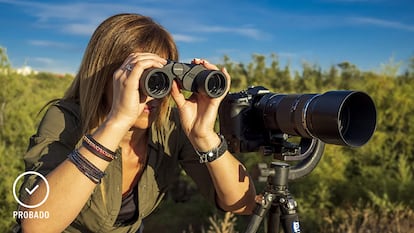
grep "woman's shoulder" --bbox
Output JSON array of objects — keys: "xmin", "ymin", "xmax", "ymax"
[
  {"xmin": 53, "ymin": 99, "xmax": 81, "ymax": 119},
  {"xmin": 37, "ymin": 99, "xmax": 81, "ymax": 139}
]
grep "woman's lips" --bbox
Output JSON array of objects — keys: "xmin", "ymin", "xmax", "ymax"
[{"xmin": 143, "ymin": 105, "xmax": 157, "ymax": 113}]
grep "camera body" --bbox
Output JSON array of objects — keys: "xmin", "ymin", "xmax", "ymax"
[
  {"xmin": 219, "ymin": 86, "xmax": 377, "ymax": 153},
  {"xmin": 219, "ymin": 86, "xmax": 271, "ymax": 153},
  {"xmin": 140, "ymin": 60, "xmax": 227, "ymax": 98}
]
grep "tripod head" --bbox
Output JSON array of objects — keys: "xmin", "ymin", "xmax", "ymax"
[{"xmin": 257, "ymin": 136, "xmax": 325, "ymax": 180}]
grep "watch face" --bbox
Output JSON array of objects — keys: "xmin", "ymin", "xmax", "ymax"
[{"xmin": 207, "ymin": 151, "xmax": 216, "ymax": 162}]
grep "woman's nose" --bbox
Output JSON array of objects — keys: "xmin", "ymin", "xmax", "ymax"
[{"xmin": 139, "ymin": 91, "xmax": 156, "ymax": 103}]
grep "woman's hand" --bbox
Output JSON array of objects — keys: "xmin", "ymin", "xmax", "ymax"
[
  {"xmin": 170, "ymin": 58, "xmax": 231, "ymax": 151},
  {"xmin": 107, "ymin": 53, "xmax": 167, "ymax": 130}
]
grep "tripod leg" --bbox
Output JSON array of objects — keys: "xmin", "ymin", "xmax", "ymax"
[
  {"xmin": 244, "ymin": 193, "xmax": 276, "ymax": 233},
  {"xmin": 280, "ymin": 197, "xmax": 301, "ymax": 233},
  {"xmin": 244, "ymin": 204, "xmax": 266, "ymax": 233},
  {"xmin": 281, "ymin": 213, "xmax": 300, "ymax": 233},
  {"xmin": 267, "ymin": 205, "xmax": 281, "ymax": 233}
]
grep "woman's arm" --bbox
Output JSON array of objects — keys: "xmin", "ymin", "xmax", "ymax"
[
  {"xmin": 170, "ymin": 59, "xmax": 257, "ymax": 214},
  {"xmin": 20, "ymin": 118, "xmax": 127, "ymax": 233},
  {"xmin": 203, "ymin": 137, "xmax": 257, "ymax": 214},
  {"xmin": 20, "ymin": 53, "xmax": 167, "ymax": 233}
]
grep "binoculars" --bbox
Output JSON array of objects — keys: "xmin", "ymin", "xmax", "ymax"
[{"xmin": 140, "ymin": 61, "xmax": 228, "ymax": 98}]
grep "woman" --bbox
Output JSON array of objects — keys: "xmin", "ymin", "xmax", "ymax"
[{"xmin": 18, "ymin": 13, "xmax": 256, "ymax": 233}]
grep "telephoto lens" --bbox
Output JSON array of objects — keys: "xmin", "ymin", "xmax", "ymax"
[
  {"xmin": 257, "ymin": 90, "xmax": 377, "ymax": 147},
  {"xmin": 218, "ymin": 86, "xmax": 377, "ymax": 153}
]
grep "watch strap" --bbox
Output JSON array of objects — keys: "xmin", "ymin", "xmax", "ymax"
[{"xmin": 196, "ymin": 134, "xmax": 228, "ymax": 163}]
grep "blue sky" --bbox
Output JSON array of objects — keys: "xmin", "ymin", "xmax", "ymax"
[{"xmin": 0, "ymin": 0, "xmax": 413, "ymax": 74}]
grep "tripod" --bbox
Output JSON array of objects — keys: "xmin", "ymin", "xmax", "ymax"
[
  {"xmin": 242, "ymin": 135, "xmax": 325, "ymax": 233},
  {"xmin": 244, "ymin": 162, "xmax": 301, "ymax": 233}
]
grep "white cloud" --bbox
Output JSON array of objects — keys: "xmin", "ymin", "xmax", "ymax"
[
  {"xmin": 31, "ymin": 57, "xmax": 56, "ymax": 66},
  {"xmin": 189, "ymin": 25, "xmax": 267, "ymax": 40},
  {"xmin": 26, "ymin": 57, "xmax": 77, "ymax": 74},
  {"xmin": 28, "ymin": 40, "xmax": 73, "ymax": 49},
  {"xmin": 1, "ymin": 0, "xmax": 270, "ymax": 41},
  {"xmin": 349, "ymin": 17, "xmax": 414, "ymax": 32},
  {"xmin": 172, "ymin": 34, "xmax": 203, "ymax": 43},
  {"xmin": 65, "ymin": 23, "xmax": 97, "ymax": 36},
  {"xmin": 0, "ymin": 0, "xmax": 167, "ymax": 36}
]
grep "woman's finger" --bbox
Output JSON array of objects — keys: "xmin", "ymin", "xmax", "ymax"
[{"xmin": 170, "ymin": 80, "xmax": 186, "ymax": 108}]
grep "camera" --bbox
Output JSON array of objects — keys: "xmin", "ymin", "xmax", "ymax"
[
  {"xmin": 140, "ymin": 60, "xmax": 228, "ymax": 98},
  {"xmin": 219, "ymin": 86, "xmax": 377, "ymax": 154},
  {"xmin": 219, "ymin": 86, "xmax": 377, "ymax": 229}
]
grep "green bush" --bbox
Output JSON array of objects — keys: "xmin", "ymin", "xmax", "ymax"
[{"xmin": 1, "ymin": 47, "xmax": 414, "ymax": 232}]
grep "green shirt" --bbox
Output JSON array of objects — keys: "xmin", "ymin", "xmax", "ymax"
[{"xmin": 19, "ymin": 101, "xmax": 217, "ymax": 232}]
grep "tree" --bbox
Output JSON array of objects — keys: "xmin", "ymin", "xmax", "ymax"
[
  {"xmin": 0, "ymin": 47, "xmax": 73, "ymax": 230},
  {"xmin": 0, "ymin": 46, "xmax": 10, "ymax": 69},
  {"xmin": 2, "ymin": 45, "xmax": 414, "ymax": 232}
]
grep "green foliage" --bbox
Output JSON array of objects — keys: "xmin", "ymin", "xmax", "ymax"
[
  {"xmin": 0, "ymin": 47, "xmax": 73, "ymax": 231},
  {"xmin": 0, "ymin": 46, "xmax": 10, "ymax": 69},
  {"xmin": 1, "ymin": 45, "xmax": 414, "ymax": 232},
  {"xmin": 222, "ymin": 53, "xmax": 414, "ymax": 232}
]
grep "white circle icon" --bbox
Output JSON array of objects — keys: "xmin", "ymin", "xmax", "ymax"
[{"xmin": 13, "ymin": 171, "xmax": 50, "ymax": 209}]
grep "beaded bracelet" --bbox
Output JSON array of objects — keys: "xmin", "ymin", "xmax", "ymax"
[
  {"xmin": 82, "ymin": 134, "xmax": 117, "ymax": 161},
  {"xmin": 68, "ymin": 149, "xmax": 106, "ymax": 184},
  {"xmin": 82, "ymin": 139, "xmax": 112, "ymax": 162}
]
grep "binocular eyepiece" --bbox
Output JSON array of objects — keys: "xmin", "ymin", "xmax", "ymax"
[{"xmin": 140, "ymin": 61, "xmax": 228, "ymax": 98}]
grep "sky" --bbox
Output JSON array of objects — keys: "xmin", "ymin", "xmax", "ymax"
[{"xmin": 0, "ymin": 0, "xmax": 413, "ymax": 75}]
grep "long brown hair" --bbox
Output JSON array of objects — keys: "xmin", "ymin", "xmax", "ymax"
[{"xmin": 63, "ymin": 13, "xmax": 178, "ymax": 134}]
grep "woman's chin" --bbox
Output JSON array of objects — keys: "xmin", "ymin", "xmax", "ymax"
[{"xmin": 132, "ymin": 111, "xmax": 157, "ymax": 129}]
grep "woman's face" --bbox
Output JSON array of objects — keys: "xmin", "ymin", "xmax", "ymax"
[
  {"xmin": 104, "ymin": 76, "xmax": 163, "ymax": 130},
  {"xmin": 133, "ymin": 95, "xmax": 162, "ymax": 129}
]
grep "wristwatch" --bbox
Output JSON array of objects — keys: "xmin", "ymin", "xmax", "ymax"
[{"xmin": 195, "ymin": 134, "xmax": 228, "ymax": 163}]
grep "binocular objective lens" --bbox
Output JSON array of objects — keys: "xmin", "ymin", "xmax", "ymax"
[
  {"xmin": 208, "ymin": 74, "xmax": 221, "ymax": 92},
  {"xmin": 206, "ymin": 73, "xmax": 226, "ymax": 97}
]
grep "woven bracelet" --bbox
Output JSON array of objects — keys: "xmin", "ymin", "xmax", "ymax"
[
  {"xmin": 68, "ymin": 149, "xmax": 106, "ymax": 184},
  {"xmin": 82, "ymin": 139, "xmax": 113, "ymax": 162},
  {"xmin": 83, "ymin": 134, "xmax": 117, "ymax": 161}
]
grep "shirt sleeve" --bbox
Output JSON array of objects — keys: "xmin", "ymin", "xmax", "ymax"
[
  {"xmin": 170, "ymin": 110, "xmax": 219, "ymax": 207},
  {"xmin": 19, "ymin": 101, "xmax": 82, "ymax": 203}
]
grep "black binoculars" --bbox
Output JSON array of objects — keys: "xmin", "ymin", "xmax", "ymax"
[{"xmin": 140, "ymin": 61, "xmax": 228, "ymax": 98}]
